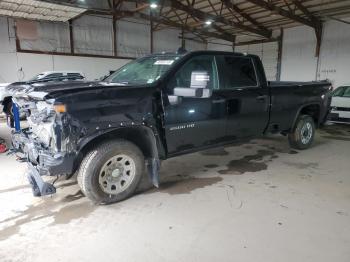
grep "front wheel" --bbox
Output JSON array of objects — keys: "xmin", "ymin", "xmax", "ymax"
[
  {"xmin": 77, "ymin": 140, "xmax": 145, "ymax": 204},
  {"xmin": 288, "ymin": 115, "xmax": 315, "ymax": 150}
]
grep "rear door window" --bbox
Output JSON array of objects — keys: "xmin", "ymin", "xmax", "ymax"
[{"xmin": 217, "ymin": 55, "xmax": 258, "ymax": 89}]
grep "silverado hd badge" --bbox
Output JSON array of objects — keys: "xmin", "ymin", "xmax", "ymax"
[{"xmin": 169, "ymin": 123, "xmax": 195, "ymax": 131}]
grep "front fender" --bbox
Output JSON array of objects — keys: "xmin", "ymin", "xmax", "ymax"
[{"xmin": 76, "ymin": 125, "xmax": 164, "ymax": 187}]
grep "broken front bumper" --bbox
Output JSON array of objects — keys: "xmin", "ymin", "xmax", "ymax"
[
  {"xmin": 27, "ymin": 164, "xmax": 56, "ymax": 197},
  {"xmin": 12, "ymin": 131, "xmax": 76, "ymax": 196}
]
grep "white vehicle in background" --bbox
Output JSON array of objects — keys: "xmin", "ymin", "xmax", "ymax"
[
  {"xmin": 329, "ymin": 85, "xmax": 350, "ymax": 124},
  {"xmin": 0, "ymin": 83, "xmax": 10, "ymax": 114},
  {"xmin": 26, "ymin": 71, "xmax": 85, "ymax": 83}
]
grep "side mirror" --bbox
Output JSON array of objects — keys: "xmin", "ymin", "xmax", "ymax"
[{"xmin": 173, "ymin": 87, "xmax": 212, "ymax": 98}]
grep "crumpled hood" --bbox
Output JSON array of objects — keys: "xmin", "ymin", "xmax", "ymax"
[
  {"xmin": 8, "ymin": 81, "xmax": 139, "ymax": 100},
  {"xmin": 331, "ymin": 97, "xmax": 350, "ymax": 108},
  {"xmin": 7, "ymin": 80, "xmax": 100, "ymax": 94},
  {"xmin": 10, "ymin": 80, "xmax": 149, "ymax": 101}
]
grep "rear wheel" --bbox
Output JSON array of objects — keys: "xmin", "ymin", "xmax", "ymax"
[
  {"xmin": 77, "ymin": 140, "xmax": 144, "ymax": 204},
  {"xmin": 288, "ymin": 115, "xmax": 315, "ymax": 150}
]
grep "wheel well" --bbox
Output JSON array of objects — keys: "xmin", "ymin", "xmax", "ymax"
[
  {"xmin": 300, "ymin": 104, "xmax": 320, "ymax": 125},
  {"xmin": 78, "ymin": 126, "xmax": 158, "ymax": 165}
]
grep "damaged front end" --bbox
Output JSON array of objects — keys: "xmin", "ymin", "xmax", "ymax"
[{"xmin": 11, "ymin": 92, "xmax": 78, "ymax": 197}]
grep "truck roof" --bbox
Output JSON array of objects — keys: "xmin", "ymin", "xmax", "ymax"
[{"xmin": 152, "ymin": 50, "xmax": 249, "ymax": 57}]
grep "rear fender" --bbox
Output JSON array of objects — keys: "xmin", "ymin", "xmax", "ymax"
[{"xmin": 291, "ymin": 103, "xmax": 322, "ymax": 129}]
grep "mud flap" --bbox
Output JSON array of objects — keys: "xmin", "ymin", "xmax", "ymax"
[
  {"xmin": 147, "ymin": 158, "xmax": 160, "ymax": 188},
  {"xmin": 27, "ymin": 166, "xmax": 56, "ymax": 197}
]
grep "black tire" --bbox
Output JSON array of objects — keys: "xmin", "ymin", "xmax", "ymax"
[
  {"xmin": 288, "ymin": 115, "xmax": 315, "ymax": 150},
  {"xmin": 77, "ymin": 139, "xmax": 145, "ymax": 204}
]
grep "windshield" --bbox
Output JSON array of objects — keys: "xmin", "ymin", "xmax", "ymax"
[
  {"xmin": 106, "ymin": 55, "xmax": 181, "ymax": 85},
  {"xmin": 333, "ymin": 86, "xmax": 350, "ymax": 97}
]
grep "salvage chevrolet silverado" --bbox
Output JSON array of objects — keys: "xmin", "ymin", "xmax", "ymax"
[{"xmin": 11, "ymin": 51, "xmax": 332, "ymax": 204}]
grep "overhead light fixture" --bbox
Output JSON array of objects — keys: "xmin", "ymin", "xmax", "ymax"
[
  {"xmin": 205, "ymin": 20, "xmax": 212, "ymax": 25},
  {"xmin": 150, "ymin": 3, "xmax": 158, "ymax": 8}
]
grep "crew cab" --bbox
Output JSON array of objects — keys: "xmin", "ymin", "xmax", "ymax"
[{"xmin": 10, "ymin": 51, "xmax": 332, "ymax": 204}]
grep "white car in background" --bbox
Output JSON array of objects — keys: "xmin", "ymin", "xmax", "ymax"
[
  {"xmin": 26, "ymin": 71, "xmax": 85, "ymax": 83},
  {"xmin": 329, "ymin": 85, "xmax": 350, "ymax": 124}
]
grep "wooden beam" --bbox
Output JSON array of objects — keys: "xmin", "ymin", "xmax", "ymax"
[
  {"xmin": 232, "ymin": 35, "xmax": 236, "ymax": 52},
  {"xmin": 315, "ymin": 25, "xmax": 323, "ymax": 57},
  {"xmin": 14, "ymin": 21, "xmax": 21, "ymax": 51},
  {"xmin": 86, "ymin": 9, "xmax": 134, "ymax": 17},
  {"xmin": 69, "ymin": 20, "xmax": 75, "ymax": 54},
  {"xmin": 293, "ymin": 0, "xmax": 320, "ymax": 25},
  {"xmin": 150, "ymin": 12, "xmax": 154, "ymax": 53},
  {"xmin": 221, "ymin": 0, "xmax": 271, "ymax": 35},
  {"xmin": 276, "ymin": 28, "xmax": 283, "ymax": 81},
  {"xmin": 326, "ymin": 16, "xmax": 350, "ymax": 25},
  {"xmin": 112, "ymin": 0, "xmax": 118, "ymax": 57},
  {"xmin": 235, "ymin": 38, "xmax": 278, "ymax": 46},
  {"xmin": 132, "ymin": 3, "xmax": 150, "ymax": 12},
  {"xmin": 177, "ymin": 35, "xmax": 205, "ymax": 44},
  {"xmin": 245, "ymin": 0, "xmax": 315, "ymax": 28},
  {"xmin": 112, "ymin": 16, "xmax": 117, "ymax": 56},
  {"xmin": 181, "ymin": 27, "xmax": 185, "ymax": 48},
  {"xmin": 169, "ymin": 0, "xmax": 272, "ymax": 38}
]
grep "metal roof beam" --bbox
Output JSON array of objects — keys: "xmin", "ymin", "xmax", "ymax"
[
  {"xmin": 245, "ymin": 0, "xmax": 315, "ymax": 28},
  {"xmin": 168, "ymin": 0, "xmax": 272, "ymax": 38},
  {"xmin": 221, "ymin": 0, "xmax": 271, "ymax": 34},
  {"xmin": 137, "ymin": 13, "xmax": 236, "ymax": 43},
  {"xmin": 293, "ymin": 0, "xmax": 322, "ymax": 27}
]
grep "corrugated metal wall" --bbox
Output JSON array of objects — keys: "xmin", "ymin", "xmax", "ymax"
[{"xmin": 281, "ymin": 18, "xmax": 350, "ymax": 87}]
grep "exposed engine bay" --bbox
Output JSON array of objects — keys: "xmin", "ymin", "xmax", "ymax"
[{"xmin": 11, "ymin": 92, "xmax": 82, "ymax": 196}]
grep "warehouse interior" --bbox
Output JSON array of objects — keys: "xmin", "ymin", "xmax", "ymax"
[{"xmin": 0, "ymin": 0, "xmax": 350, "ymax": 261}]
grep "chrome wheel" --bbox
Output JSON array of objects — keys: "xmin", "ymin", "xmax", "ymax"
[
  {"xmin": 301, "ymin": 122, "xmax": 313, "ymax": 144},
  {"xmin": 98, "ymin": 154, "xmax": 136, "ymax": 195}
]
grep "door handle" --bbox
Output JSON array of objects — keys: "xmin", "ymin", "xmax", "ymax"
[
  {"xmin": 212, "ymin": 99, "xmax": 226, "ymax": 104},
  {"xmin": 256, "ymin": 95, "xmax": 268, "ymax": 101}
]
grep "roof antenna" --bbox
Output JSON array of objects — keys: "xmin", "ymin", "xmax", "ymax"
[{"xmin": 177, "ymin": 47, "xmax": 187, "ymax": 54}]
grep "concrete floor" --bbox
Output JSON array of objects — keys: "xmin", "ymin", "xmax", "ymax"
[{"xmin": 0, "ymin": 122, "xmax": 350, "ymax": 262}]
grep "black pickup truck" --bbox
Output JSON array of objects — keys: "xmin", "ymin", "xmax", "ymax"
[{"xmin": 11, "ymin": 51, "xmax": 332, "ymax": 204}]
